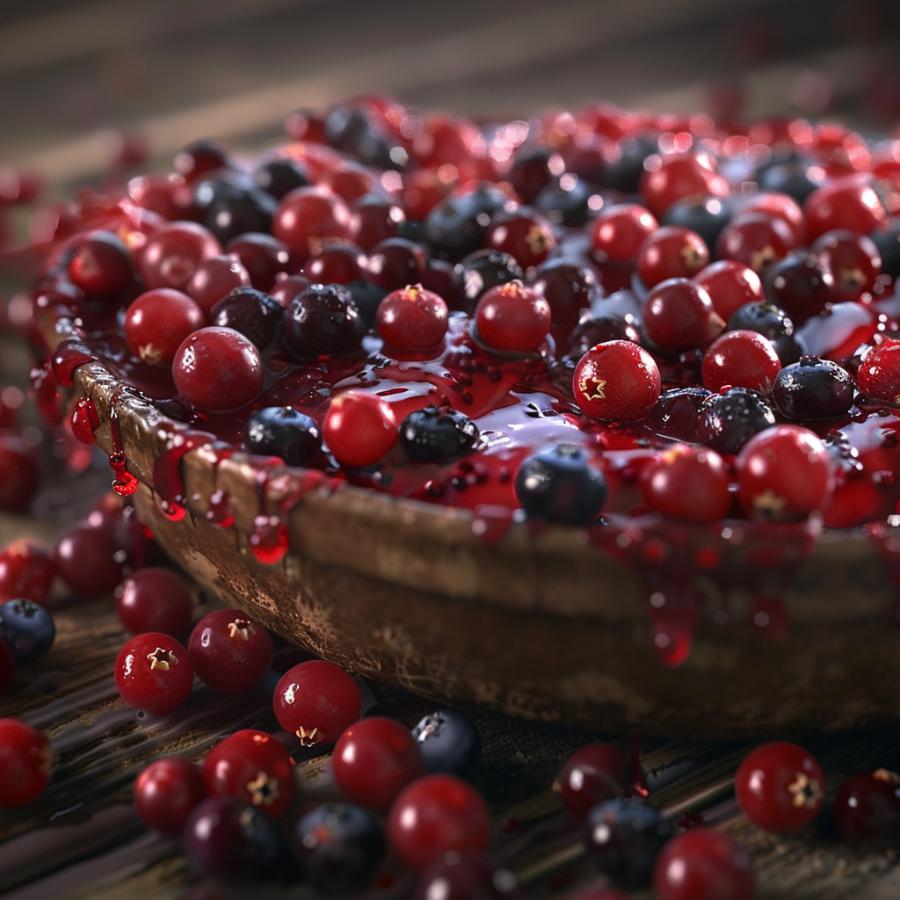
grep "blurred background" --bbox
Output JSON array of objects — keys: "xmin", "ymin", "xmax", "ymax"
[{"xmin": 1, "ymin": 0, "xmax": 900, "ymax": 186}]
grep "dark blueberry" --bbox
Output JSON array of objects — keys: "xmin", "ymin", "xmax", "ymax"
[
  {"xmin": 245, "ymin": 407, "xmax": 321, "ymax": 466},
  {"xmin": 457, "ymin": 250, "xmax": 524, "ymax": 309},
  {"xmin": 368, "ymin": 237, "xmax": 427, "ymax": 292},
  {"xmin": 0, "ymin": 599, "xmax": 54, "ymax": 662},
  {"xmin": 175, "ymin": 139, "xmax": 232, "ymax": 182},
  {"xmin": 345, "ymin": 280, "xmax": 387, "ymax": 330},
  {"xmin": 324, "ymin": 106, "xmax": 401, "ymax": 169},
  {"xmin": 396, "ymin": 219, "xmax": 427, "ymax": 244},
  {"xmin": 663, "ymin": 196, "xmax": 732, "ymax": 249},
  {"xmin": 400, "ymin": 407, "xmax": 479, "ymax": 463},
  {"xmin": 764, "ymin": 251, "xmax": 834, "ymax": 322},
  {"xmin": 568, "ymin": 312, "xmax": 640, "ymax": 358},
  {"xmin": 210, "ymin": 287, "xmax": 283, "ymax": 350},
  {"xmin": 282, "ymin": 283, "xmax": 363, "ymax": 359},
  {"xmin": 599, "ymin": 135, "xmax": 658, "ymax": 193},
  {"xmin": 870, "ymin": 221, "xmax": 900, "ymax": 277},
  {"xmin": 534, "ymin": 175, "xmax": 597, "ymax": 227},
  {"xmin": 424, "ymin": 183, "xmax": 511, "ymax": 261},
  {"xmin": 205, "ymin": 190, "xmax": 277, "ymax": 244},
  {"xmin": 411, "ymin": 709, "xmax": 482, "ymax": 777},
  {"xmin": 583, "ymin": 797, "xmax": 673, "ymax": 889},
  {"xmin": 647, "ymin": 386, "xmax": 713, "ymax": 442},
  {"xmin": 193, "ymin": 172, "xmax": 257, "ymax": 215},
  {"xmin": 515, "ymin": 444, "xmax": 606, "ymax": 526},
  {"xmin": 507, "ymin": 146, "xmax": 562, "ymax": 203},
  {"xmin": 414, "ymin": 851, "xmax": 521, "ymax": 900},
  {"xmin": 773, "ymin": 355, "xmax": 854, "ymax": 420},
  {"xmin": 757, "ymin": 157, "xmax": 821, "ymax": 204},
  {"xmin": 727, "ymin": 301, "xmax": 803, "ymax": 364},
  {"xmin": 698, "ymin": 387, "xmax": 776, "ymax": 455},
  {"xmin": 292, "ymin": 803, "xmax": 385, "ymax": 892},
  {"xmin": 532, "ymin": 259, "xmax": 600, "ymax": 347},
  {"xmin": 253, "ymin": 157, "xmax": 310, "ymax": 200}
]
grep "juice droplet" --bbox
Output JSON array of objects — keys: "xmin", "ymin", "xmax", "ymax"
[
  {"xmin": 249, "ymin": 515, "xmax": 289, "ymax": 564},
  {"xmin": 151, "ymin": 429, "xmax": 218, "ymax": 521},
  {"xmin": 108, "ymin": 389, "xmax": 138, "ymax": 496},
  {"xmin": 50, "ymin": 340, "xmax": 96, "ymax": 388},
  {"xmin": 206, "ymin": 490, "xmax": 234, "ymax": 528},
  {"xmin": 71, "ymin": 396, "xmax": 100, "ymax": 444}
]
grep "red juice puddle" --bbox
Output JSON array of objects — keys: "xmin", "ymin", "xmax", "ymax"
[
  {"xmin": 107, "ymin": 389, "xmax": 138, "ymax": 497},
  {"xmin": 70, "ymin": 397, "xmax": 100, "ymax": 445}
]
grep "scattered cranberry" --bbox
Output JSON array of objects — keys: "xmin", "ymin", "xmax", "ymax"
[
  {"xmin": 644, "ymin": 278, "xmax": 724, "ymax": 351},
  {"xmin": 832, "ymin": 770, "xmax": 900, "ymax": 842},
  {"xmin": 368, "ymin": 237, "xmax": 428, "ymax": 292},
  {"xmin": 134, "ymin": 756, "xmax": 205, "ymax": 833},
  {"xmin": 188, "ymin": 254, "xmax": 251, "ymax": 314},
  {"xmin": 812, "ymin": 229, "xmax": 881, "ymax": 295},
  {"xmin": 305, "ymin": 242, "xmax": 366, "ymax": 285},
  {"xmin": 352, "ymin": 195, "xmax": 405, "ymax": 250},
  {"xmin": 702, "ymin": 330, "xmax": 782, "ymax": 392},
  {"xmin": 115, "ymin": 568, "xmax": 193, "ymax": 637},
  {"xmin": 804, "ymin": 174, "xmax": 887, "ymax": 240},
  {"xmin": 387, "ymin": 774, "xmax": 492, "ymax": 871},
  {"xmin": 324, "ymin": 391, "xmax": 397, "ymax": 468},
  {"xmin": 55, "ymin": 522, "xmax": 124, "ymax": 597},
  {"xmin": 555, "ymin": 743, "xmax": 626, "ymax": 819},
  {"xmin": 139, "ymin": 221, "xmax": 221, "ymax": 291},
  {"xmin": 124, "ymin": 289, "xmax": 204, "ymax": 366},
  {"xmin": 653, "ymin": 828, "xmax": 755, "ymax": 900},
  {"xmin": 716, "ymin": 212, "xmax": 796, "ymax": 272},
  {"xmin": 735, "ymin": 742, "xmax": 825, "ymax": 833},
  {"xmin": 573, "ymin": 340, "xmax": 661, "ymax": 422},
  {"xmin": 857, "ymin": 339, "xmax": 900, "ymax": 402},
  {"xmin": 272, "ymin": 659, "xmax": 361, "ymax": 746},
  {"xmin": 693, "ymin": 261, "xmax": 763, "ymax": 320},
  {"xmin": 67, "ymin": 231, "xmax": 134, "ymax": 297},
  {"xmin": 227, "ymin": 233, "xmax": 293, "ymax": 290},
  {"xmin": 333, "ymin": 717, "xmax": 424, "ymax": 810},
  {"xmin": 638, "ymin": 227, "xmax": 709, "ymax": 287},
  {"xmin": 591, "ymin": 204, "xmax": 659, "ymax": 264},
  {"xmin": 188, "ymin": 609, "xmax": 273, "ymax": 694},
  {"xmin": 0, "ymin": 436, "xmax": 40, "ymax": 512},
  {"xmin": 377, "ymin": 285, "xmax": 449, "ymax": 350},
  {"xmin": 474, "ymin": 281, "xmax": 551, "ymax": 353},
  {"xmin": 641, "ymin": 445, "xmax": 732, "ymax": 524},
  {"xmin": 640, "ymin": 151, "xmax": 729, "ymax": 217},
  {"xmin": 485, "ymin": 210, "xmax": 557, "ymax": 269},
  {"xmin": 273, "ymin": 186, "xmax": 353, "ymax": 259},
  {"xmin": 0, "ymin": 540, "xmax": 56, "ymax": 603},
  {"xmin": 742, "ymin": 191, "xmax": 805, "ymax": 243},
  {"xmin": 0, "ymin": 719, "xmax": 51, "ymax": 808},
  {"xmin": 114, "ymin": 632, "xmax": 194, "ymax": 715}
]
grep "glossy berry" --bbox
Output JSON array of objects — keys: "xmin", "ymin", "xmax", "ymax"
[
  {"xmin": 832, "ymin": 771, "xmax": 900, "ymax": 843},
  {"xmin": 67, "ymin": 231, "xmax": 134, "ymax": 297},
  {"xmin": 400, "ymin": 407, "xmax": 479, "ymax": 463},
  {"xmin": 637, "ymin": 227, "xmax": 709, "ymax": 288},
  {"xmin": 188, "ymin": 254, "xmax": 251, "ymax": 314},
  {"xmin": 414, "ymin": 851, "xmax": 521, "ymax": 900},
  {"xmin": 475, "ymin": 281, "xmax": 551, "ymax": 353},
  {"xmin": 273, "ymin": 186, "xmax": 353, "ymax": 259},
  {"xmin": 568, "ymin": 310, "xmax": 641, "ymax": 358},
  {"xmin": 411, "ymin": 709, "xmax": 482, "ymax": 777},
  {"xmin": 424, "ymin": 183, "xmax": 511, "ymax": 260},
  {"xmin": 693, "ymin": 260, "xmax": 763, "ymax": 321},
  {"xmin": 270, "ymin": 273, "xmax": 312, "ymax": 309},
  {"xmin": 647, "ymin": 387, "xmax": 712, "ymax": 442},
  {"xmin": 55, "ymin": 522, "xmax": 124, "ymax": 597},
  {"xmin": 202, "ymin": 729, "xmax": 293, "ymax": 818},
  {"xmin": 282, "ymin": 283, "xmax": 363, "ymax": 359},
  {"xmin": 188, "ymin": 609, "xmax": 273, "ymax": 694},
  {"xmin": 640, "ymin": 151, "xmax": 729, "ymax": 217},
  {"xmin": 515, "ymin": 444, "xmax": 606, "ymax": 526},
  {"xmin": 758, "ymin": 157, "xmax": 821, "ymax": 203},
  {"xmin": 0, "ymin": 600, "xmax": 55, "ymax": 662},
  {"xmin": 644, "ymin": 278, "xmax": 724, "ymax": 351},
  {"xmin": 0, "ymin": 436, "xmax": 40, "ymax": 512},
  {"xmin": 534, "ymin": 175, "xmax": 596, "ymax": 228},
  {"xmin": 583, "ymin": 797, "xmax": 672, "ymax": 889},
  {"xmin": 702, "ymin": 330, "xmax": 781, "ymax": 393},
  {"xmin": 457, "ymin": 250, "xmax": 525, "ymax": 308},
  {"xmin": 333, "ymin": 717, "xmax": 424, "ymax": 810},
  {"xmin": 139, "ymin": 221, "xmax": 221, "ymax": 291},
  {"xmin": 764, "ymin": 252, "xmax": 834, "ymax": 321},
  {"xmin": 174, "ymin": 140, "xmax": 230, "ymax": 183},
  {"xmin": 772, "ymin": 356, "xmax": 853, "ymax": 419},
  {"xmin": 697, "ymin": 388, "xmax": 775, "ymax": 455},
  {"xmin": 134, "ymin": 757, "xmax": 205, "ymax": 833},
  {"xmin": 116, "ymin": 568, "xmax": 192, "ymax": 638},
  {"xmin": 0, "ymin": 642, "xmax": 14, "ymax": 696},
  {"xmin": 573, "ymin": 340, "xmax": 661, "ymax": 421},
  {"xmin": 716, "ymin": 213, "xmax": 795, "ymax": 273},
  {"xmin": 727, "ymin": 301, "xmax": 801, "ymax": 365},
  {"xmin": 377, "ymin": 285, "xmax": 449, "ymax": 350},
  {"xmin": 857, "ymin": 339, "xmax": 900, "ymax": 402},
  {"xmin": 813, "ymin": 229, "xmax": 881, "ymax": 295},
  {"xmin": 293, "ymin": 802, "xmax": 386, "ymax": 891},
  {"xmin": 124, "ymin": 289, "xmax": 205, "ymax": 366},
  {"xmin": 804, "ymin": 174, "xmax": 887, "ymax": 241},
  {"xmin": 351, "ymin": 194, "xmax": 405, "ymax": 251},
  {"xmin": 0, "ymin": 541, "xmax": 56, "ymax": 604},
  {"xmin": 653, "ymin": 828, "xmax": 755, "ymax": 900},
  {"xmin": 742, "ymin": 191, "xmax": 805, "ymax": 244},
  {"xmin": 210, "ymin": 286, "xmax": 283, "ymax": 350},
  {"xmin": 204, "ymin": 188, "xmax": 276, "ymax": 245},
  {"xmin": 273, "ymin": 659, "xmax": 361, "ymax": 746},
  {"xmin": 115, "ymin": 632, "xmax": 193, "ymax": 715},
  {"xmin": 735, "ymin": 742, "xmax": 825, "ymax": 833},
  {"xmin": 387, "ymin": 774, "xmax": 492, "ymax": 871},
  {"xmin": 368, "ymin": 238, "xmax": 428, "ymax": 292},
  {"xmin": 591, "ymin": 204, "xmax": 659, "ymax": 264},
  {"xmin": 172, "ymin": 326, "xmax": 263, "ymax": 412},
  {"xmin": 324, "ymin": 391, "xmax": 397, "ymax": 468},
  {"xmin": 227, "ymin": 233, "xmax": 294, "ymax": 291},
  {"xmin": 0, "ymin": 719, "xmax": 51, "ymax": 808},
  {"xmin": 253, "ymin": 157, "xmax": 310, "ymax": 199},
  {"xmin": 641, "ymin": 445, "xmax": 732, "ymax": 524},
  {"xmin": 245, "ymin": 406, "xmax": 321, "ymax": 466},
  {"xmin": 663, "ymin": 196, "xmax": 732, "ymax": 249},
  {"xmin": 485, "ymin": 210, "xmax": 557, "ymax": 269},
  {"xmin": 507, "ymin": 146, "xmax": 562, "ymax": 202},
  {"xmin": 555, "ymin": 743, "xmax": 626, "ymax": 820},
  {"xmin": 531, "ymin": 259, "xmax": 598, "ymax": 347}
]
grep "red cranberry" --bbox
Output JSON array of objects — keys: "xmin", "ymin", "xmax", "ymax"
[
  {"xmin": 653, "ymin": 828, "xmax": 755, "ymax": 900},
  {"xmin": 368, "ymin": 237, "xmax": 428, "ymax": 292},
  {"xmin": 172, "ymin": 326, "xmax": 263, "ymax": 412},
  {"xmin": 555, "ymin": 743, "xmax": 626, "ymax": 820},
  {"xmin": 485, "ymin": 210, "xmax": 557, "ymax": 269},
  {"xmin": 812, "ymin": 230, "xmax": 881, "ymax": 295},
  {"xmin": 641, "ymin": 444, "xmax": 732, "ymax": 524},
  {"xmin": 174, "ymin": 140, "xmax": 231, "ymax": 184},
  {"xmin": 763, "ymin": 252, "xmax": 834, "ymax": 322},
  {"xmin": 693, "ymin": 261, "xmax": 763, "ymax": 320},
  {"xmin": 592, "ymin": 204, "xmax": 659, "ymax": 264},
  {"xmin": 573, "ymin": 340, "xmax": 661, "ymax": 421},
  {"xmin": 272, "ymin": 659, "xmax": 361, "ymax": 746},
  {"xmin": 644, "ymin": 278, "xmax": 724, "ymax": 351},
  {"xmin": 735, "ymin": 742, "xmax": 825, "ymax": 833},
  {"xmin": 324, "ymin": 391, "xmax": 397, "ymax": 468},
  {"xmin": 227, "ymin": 233, "xmax": 294, "ymax": 290},
  {"xmin": 127, "ymin": 173, "xmax": 186, "ymax": 220},
  {"xmin": 387, "ymin": 774, "xmax": 492, "ymax": 871},
  {"xmin": 531, "ymin": 260, "xmax": 597, "ymax": 347},
  {"xmin": 0, "ymin": 641, "xmax": 14, "ymax": 696},
  {"xmin": 116, "ymin": 568, "xmax": 193, "ymax": 637},
  {"xmin": 0, "ymin": 719, "xmax": 51, "ymax": 808},
  {"xmin": 702, "ymin": 330, "xmax": 782, "ymax": 392},
  {"xmin": 282, "ymin": 283, "xmax": 363, "ymax": 359},
  {"xmin": 139, "ymin": 221, "xmax": 221, "ymax": 291},
  {"xmin": 253, "ymin": 156, "xmax": 310, "ymax": 199},
  {"xmin": 115, "ymin": 632, "xmax": 193, "ymax": 715},
  {"xmin": 134, "ymin": 756, "xmax": 205, "ymax": 833},
  {"xmin": 0, "ymin": 436, "xmax": 39, "ymax": 512},
  {"xmin": 638, "ymin": 227, "xmax": 709, "ymax": 288},
  {"xmin": 742, "ymin": 192, "xmax": 806, "ymax": 243},
  {"xmin": 273, "ymin": 186, "xmax": 353, "ymax": 260},
  {"xmin": 351, "ymin": 195, "xmax": 405, "ymax": 251},
  {"xmin": 67, "ymin": 231, "xmax": 134, "ymax": 297},
  {"xmin": 857, "ymin": 339, "xmax": 900, "ymax": 402},
  {"xmin": 640, "ymin": 151, "xmax": 729, "ymax": 217},
  {"xmin": 124, "ymin": 288, "xmax": 204, "ymax": 366},
  {"xmin": 832, "ymin": 770, "xmax": 900, "ymax": 843},
  {"xmin": 188, "ymin": 609, "xmax": 273, "ymax": 694},
  {"xmin": 55, "ymin": 522, "xmax": 124, "ymax": 597},
  {"xmin": 305, "ymin": 242, "xmax": 366, "ymax": 284},
  {"xmin": 804, "ymin": 174, "xmax": 887, "ymax": 240},
  {"xmin": 202, "ymin": 729, "xmax": 294, "ymax": 819},
  {"xmin": 474, "ymin": 281, "xmax": 551, "ymax": 353},
  {"xmin": 324, "ymin": 161, "xmax": 377, "ymax": 203},
  {"xmin": 377, "ymin": 285, "xmax": 448, "ymax": 350},
  {"xmin": 0, "ymin": 540, "xmax": 56, "ymax": 603},
  {"xmin": 739, "ymin": 424, "xmax": 830, "ymax": 521},
  {"xmin": 716, "ymin": 213, "xmax": 796, "ymax": 273},
  {"xmin": 333, "ymin": 717, "xmax": 424, "ymax": 810},
  {"xmin": 188, "ymin": 255, "xmax": 250, "ymax": 314},
  {"xmin": 507, "ymin": 146, "xmax": 564, "ymax": 202}
]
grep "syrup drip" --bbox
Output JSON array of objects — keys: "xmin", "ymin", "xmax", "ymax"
[
  {"xmin": 50, "ymin": 340, "xmax": 97, "ymax": 388},
  {"xmin": 107, "ymin": 390, "xmax": 138, "ymax": 497},
  {"xmin": 151, "ymin": 429, "xmax": 218, "ymax": 520},
  {"xmin": 205, "ymin": 490, "xmax": 234, "ymax": 528},
  {"xmin": 70, "ymin": 397, "xmax": 100, "ymax": 445},
  {"xmin": 248, "ymin": 465, "xmax": 290, "ymax": 565}
]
